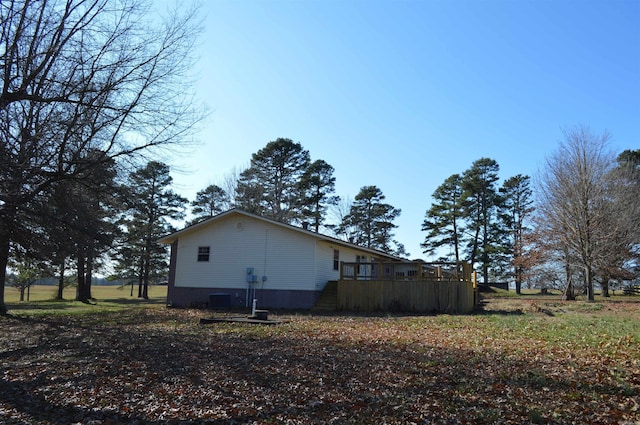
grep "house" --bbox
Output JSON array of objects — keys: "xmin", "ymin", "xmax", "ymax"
[{"xmin": 158, "ymin": 209, "xmax": 405, "ymax": 309}]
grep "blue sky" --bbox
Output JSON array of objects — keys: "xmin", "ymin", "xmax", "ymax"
[{"xmin": 168, "ymin": 0, "xmax": 640, "ymax": 259}]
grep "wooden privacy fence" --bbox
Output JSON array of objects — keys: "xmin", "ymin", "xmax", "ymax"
[{"xmin": 338, "ymin": 262, "xmax": 477, "ymax": 313}]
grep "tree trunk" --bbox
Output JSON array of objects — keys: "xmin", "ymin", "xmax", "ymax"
[
  {"xmin": 482, "ymin": 261, "xmax": 489, "ymax": 284},
  {"xmin": 85, "ymin": 268, "xmax": 92, "ymax": 301},
  {"xmin": 563, "ymin": 249, "xmax": 575, "ymax": 300},
  {"xmin": 85, "ymin": 253, "xmax": 93, "ymax": 300},
  {"xmin": 482, "ymin": 219, "xmax": 489, "ymax": 285},
  {"xmin": 601, "ymin": 273, "xmax": 610, "ymax": 298},
  {"xmin": 142, "ymin": 251, "xmax": 150, "ymax": 300},
  {"xmin": 57, "ymin": 261, "xmax": 65, "ymax": 300},
  {"xmin": 453, "ymin": 220, "xmax": 460, "ymax": 265},
  {"xmin": 469, "ymin": 224, "xmax": 480, "ymax": 274},
  {"xmin": 137, "ymin": 255, "xmax": 144, "ymax": 298},
  {"xmin": 76, "ymin": 255, "xmax": 88, "ymax": 302},
  {"xmin": 19, "ymin": 287, "xmax": 25, "ymax": 302},
  {"xmin": 586, "ymin": 266, "xmax": 595, "ymax": 301},
  {"xmin": 141, "ymin": 240, "xmax": 151, "ymax": 299},
  {"xmin": 0, "ymin": 237, "xmax": 9, "ymax": 315},
  {"xmin": 564, "ymin": 280, "xmax": 575, "ymax": 300},
  {"xmin": 515, "ymin": 266, "xmax": 522, "ymax": 295}
]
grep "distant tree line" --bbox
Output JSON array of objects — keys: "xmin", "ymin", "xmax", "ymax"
[{"xmin": 421, "ymin": 126, "xmax": 639, "ymax": 297}]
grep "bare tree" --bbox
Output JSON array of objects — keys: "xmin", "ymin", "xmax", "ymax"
[
  {"xmin": 327, "ymin": 196, "xmax": 353, "ymax": 241},
  {"xmin": 0, "ymin": 0, "xmax": 203, "ymax": 314},
  {"xmin": 220, "ymin": 165, "xmax": 246, "ymax": 209},
  {"xmin": 596, "ymin": 150, "xmax": 640, "ymax": 296},
  {"xmin": 536, "ymin": 126, "xmax": 615, "ymax": 301}
]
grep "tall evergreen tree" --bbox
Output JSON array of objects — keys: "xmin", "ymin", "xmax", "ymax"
[
  {"xmin": 42, "ymin": 152, "xmax": 120, "ymax": 302},
  {"xmin": 421, "ymin": 174, "xmax": 465, "ymax": 263},
  {"xmin": 499, "ymin": 174, "xmax": 534, "ymax": 294},
  {"xmin": 46, "ymin": 183, "xmax": 78, "ymax": 300},
  {"xmin": 189, "ymin": 184, "xmax": 229, "ymax": 225},
  {"xmin": 461, "ymin": 158, "xmax": 501, "ymax": 284},
  {"xmin": 340, "ymin": 186, "xmax": 401, "ymax": 253},
  {"xmin": 235, "ymin": 138, "xmax": 311, "ymax": 223},
  {"xmin": 298, "ymin": 160, "xmax": 339, "ymax": 232},
  {"xmin": 119, "ymin": 162, "xmax": 186, "ymax": 299}
]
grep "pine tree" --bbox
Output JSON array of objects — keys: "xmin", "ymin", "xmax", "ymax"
[
  {"xmin": 43, "ymin": 152, "xmax": 120, "ymax": 302},
  {"xmin": 298, "ymin": 160, "xmax": 339, "ymax": 232},
  {"xmin": 340, "ymin": 186, "xmax": 401, "ymax": 253},
  {"xmin": 499, "ymin": 174, "xmax": 534, "ymax": 294},
  {"xmin": 119, "ymin": 162, "xmax": 186, "ymax": 299},
  {"xmin": 236, "ymin": 138, "xmax": 310, "ymax": 223},
  {"xmin": 190, "ymin": 185, "xmax": 229, "ymax": 225},
  {"xmin": 421, "ymin": 174, "xmax": 465, "ymax": 263},
  {"xmin": 461, "ymin": 158, "xmax": 501, "ymax": 284}
]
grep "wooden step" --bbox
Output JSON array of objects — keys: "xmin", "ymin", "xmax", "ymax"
[{"xmin": 312, "ymin": 280, "xmax": 338, "ymax": 311}]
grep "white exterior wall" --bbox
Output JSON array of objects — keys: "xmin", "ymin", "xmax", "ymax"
[
  {"xmin": 314, "ymin": 241, "xmax": 380, "ymax": 289},
  {"xmin": 173, "ymin": 214, "xmax": 318, "ymax": 291},
  {"xmin": 314, "ymin": 241, "xmax": 339, "ymax": 289}
]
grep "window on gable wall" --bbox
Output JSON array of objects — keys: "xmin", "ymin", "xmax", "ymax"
[
  {"xmin": 197, "ymin": 246, "xmax": 210, "ymax": 262},
  {"xmin": 333, "ymin": 249, "xmax": 339, "ymax": 271}
]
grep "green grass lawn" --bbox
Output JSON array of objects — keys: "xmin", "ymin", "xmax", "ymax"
[
  {"xmin": 1, "ymin": 290, "xmax": 638, "ymax": 424},
  {"xmin": 3, "ymin": 284, "xmax": 168, "ymax": 315},
  {"xmin": 4, "ymin": 284, "xmax": 168, "ymax": 302}
]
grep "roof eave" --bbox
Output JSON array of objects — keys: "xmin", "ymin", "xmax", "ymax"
[{"xmin": 157, "ymin": 208, "xmax": 408, "ymax": 262}]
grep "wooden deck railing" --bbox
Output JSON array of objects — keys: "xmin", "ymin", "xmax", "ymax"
[
  {"xmin": 340, "ymin": 261, "xmax": 474, "ymax": 283},
  {"xmin": 337, "ymin": 261, "xmax": 477, "ymax": 313}
]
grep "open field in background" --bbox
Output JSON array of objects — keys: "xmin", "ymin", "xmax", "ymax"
[
  {"xmin": 1, "ymin": 290, "xmax": 639, "ymax": 424},
  {"xmin": 3, "ymin": 284, "xmax": 168, "ymax": 305},
  {"xmin": 3, "ymin": 284, "xmax": 631, "ymax": 307}
]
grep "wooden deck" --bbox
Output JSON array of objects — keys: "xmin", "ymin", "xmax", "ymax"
[
  {"xmin": 340, "ymin": 261, "xmax": 474, "ymax": 282},
  {"xmin": 337, "ymin": 261, "xmax": 477, "ymax": 313}
]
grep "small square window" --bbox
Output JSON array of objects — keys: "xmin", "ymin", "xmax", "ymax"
[{"xmin": 197, "ymin": 246, "xmax": 210, "ymax": 262}]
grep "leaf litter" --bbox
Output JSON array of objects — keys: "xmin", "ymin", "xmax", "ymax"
[{"xmin": 0, "ymin": 298, "xmax": 638, "ymax": 424}]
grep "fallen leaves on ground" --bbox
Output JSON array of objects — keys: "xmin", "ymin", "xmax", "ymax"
[{"xmin": 1, "ymin": 298, "xmax": 639, "ymax": 424}]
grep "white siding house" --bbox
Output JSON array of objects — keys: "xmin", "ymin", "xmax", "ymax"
[{"xmin": 158, "ymin": 209, "xmax": 404, "ymax": 309}]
